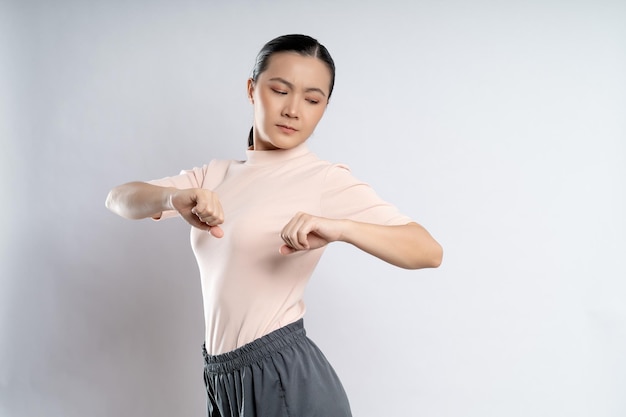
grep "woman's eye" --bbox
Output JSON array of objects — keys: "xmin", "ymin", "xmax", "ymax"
[
  {"xmin": 271, "ymin": 89, "xmax": 287, "ymax": 95},
  {"xmin": 307, "ymin": 99, "xmax": 320, "ymax": 105}
]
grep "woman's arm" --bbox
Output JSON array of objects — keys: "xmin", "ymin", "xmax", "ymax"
[
  {"xmin": 105, "ymin": 181, "xmax": 175, "ymax": 219},
  {"xmin": 105, "ymin": 182, "xmax": 225, "ymax": 237},
  {"xmin": 279, "ymin": 213, "xmax": 442, "ymax": 269}
]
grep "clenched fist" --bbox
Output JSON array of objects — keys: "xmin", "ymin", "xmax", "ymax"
[
  {"xmin": 279, "ymin": 212, "xmax": 345, "ymax": 255},
  {"xmin": 170, "ymin": 188, "xmax": 225, "ymax": 238}
]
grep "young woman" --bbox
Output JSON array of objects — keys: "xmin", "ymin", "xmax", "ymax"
[{"xmin": 106, "ymin": 34, "xmax": 442, "ymax": 417}]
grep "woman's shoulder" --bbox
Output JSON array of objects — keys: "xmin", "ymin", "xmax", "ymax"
[
  {"xmin": 206, "ymin": 158, "xmax": 244, "ymax": 170},
  {"xmin": 304, "ymin": 149, "xmax": 352, "ymax": 172}
]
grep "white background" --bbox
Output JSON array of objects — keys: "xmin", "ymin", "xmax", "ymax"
[{"xmin": 1, "ymin": 0, "xmax": 625, "ymax": 416}]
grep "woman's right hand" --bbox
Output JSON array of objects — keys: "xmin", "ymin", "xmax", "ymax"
[{"xmin": 170, "ymin": 188, "xmax": 225, "ymax": 238}]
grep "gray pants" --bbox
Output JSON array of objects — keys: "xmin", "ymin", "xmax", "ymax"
[{"xmin": 203, "ymin": 319, "xmax": 353, "ymax": 417}]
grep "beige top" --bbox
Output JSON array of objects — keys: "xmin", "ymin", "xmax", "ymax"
[{"xmin": 149, "ymin": 143, "xmax": 412, "ymax": 354}]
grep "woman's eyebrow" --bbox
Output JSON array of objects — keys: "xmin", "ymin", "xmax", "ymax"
[{"xmin": 269, "ymin": 77, "xmax": 327, "ymax": 97}]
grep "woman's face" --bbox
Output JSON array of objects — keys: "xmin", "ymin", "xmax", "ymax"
[{"xmin": 247, "ymin": 52, "xmax": 331, "ymax": 151}]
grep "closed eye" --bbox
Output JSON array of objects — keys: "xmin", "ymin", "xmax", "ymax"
[{"xmin": 271, "ymin": 88, "xmax": 287, "ymax": 95}]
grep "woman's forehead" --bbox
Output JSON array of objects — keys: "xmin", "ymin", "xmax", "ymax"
[{"xmin": 261, "ymin": 52, "xmax": 332, "ymax": 91}]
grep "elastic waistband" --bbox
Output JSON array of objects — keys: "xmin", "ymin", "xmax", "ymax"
[{"xmin": 203, "ymin": 319, "xmax": 306, "ymax": 374}]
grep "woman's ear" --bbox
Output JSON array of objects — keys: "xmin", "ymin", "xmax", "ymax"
[{"xmin": 247, "ymin": 78, "xmax": 255, "ymax": 104}]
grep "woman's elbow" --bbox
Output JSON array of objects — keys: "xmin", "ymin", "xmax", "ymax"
[
  {"xmin": 407, "ymin": 241, "xmax": 443, "ymax": 270},
  {"xmin": 105, "ymin": 188, "xmax": 117, "ymax": 212},
  {"xmin": 405, "ymin": 223, "xmax": 443, "ymax": 269},
  {"xmin": 105, "ymin": 185, "xmax": 131, "ymax": 218},
  {"xmin": 428, "ymin": 242, "xmax": 444, "ymax": 268}
]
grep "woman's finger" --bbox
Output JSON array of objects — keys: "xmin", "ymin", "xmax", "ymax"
[
  {"xmin": 209, "ymin": 225, "xmax": 224, "ymax": 238},
  {"xmin": 193, "ymin": 200, "xmax": 224, "ymax": 226},
  {"xmin": 281, "ymin": 212, "xmax": 314, "ymax": 251},
  {"xmin": 279, "ymin": 244, "xmax": 295, "ymax": 255}
]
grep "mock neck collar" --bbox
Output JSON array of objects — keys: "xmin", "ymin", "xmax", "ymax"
[{"xmin": 245, "ymin": 142, "xmax": 310, "ymax": 166}]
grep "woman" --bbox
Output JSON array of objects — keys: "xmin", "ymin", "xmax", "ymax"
[{"xmin": 106, "ymin": 34, "xmax": 442, "ymax": 417}]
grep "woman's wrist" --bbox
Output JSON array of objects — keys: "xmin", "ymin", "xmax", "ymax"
[
  {"xmin": 335, "ymin": 219, "xmax": 355, "ymax": 244},
  {"xmin": 163, "ymin": 187, "xmax": 177, "ymax": 211}
]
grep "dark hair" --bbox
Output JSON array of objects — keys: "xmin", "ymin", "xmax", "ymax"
[{"xmin": 248, "ymin": 34, "xmax": 336, "ymax": 147}]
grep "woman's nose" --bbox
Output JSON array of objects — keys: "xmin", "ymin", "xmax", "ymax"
[{"xmin": 282, "ymin": 98, "xmax": 299, "ymax": 118}]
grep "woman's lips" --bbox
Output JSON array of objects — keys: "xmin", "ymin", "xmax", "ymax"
[{"xmin": 277, "ymin": 124, "xmax": 298, "ymax": 134}]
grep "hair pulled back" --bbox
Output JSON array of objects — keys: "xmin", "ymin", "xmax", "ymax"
[{"xmin": 247, "ymin": 34, "xmax": 336, "ymax": 147}]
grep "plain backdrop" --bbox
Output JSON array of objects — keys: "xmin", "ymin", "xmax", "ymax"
[{"xmin": 1, "ymin": 0, "xmax": 625, "ymax": 416}]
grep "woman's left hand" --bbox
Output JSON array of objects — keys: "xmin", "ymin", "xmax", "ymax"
[
  {"xmin": 279, "ymin": 213, "xmax": 443, "ymax": 269},
  {"xmin": 279, "ymin": 212, "xmax": 345, "ymax": 255}
]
